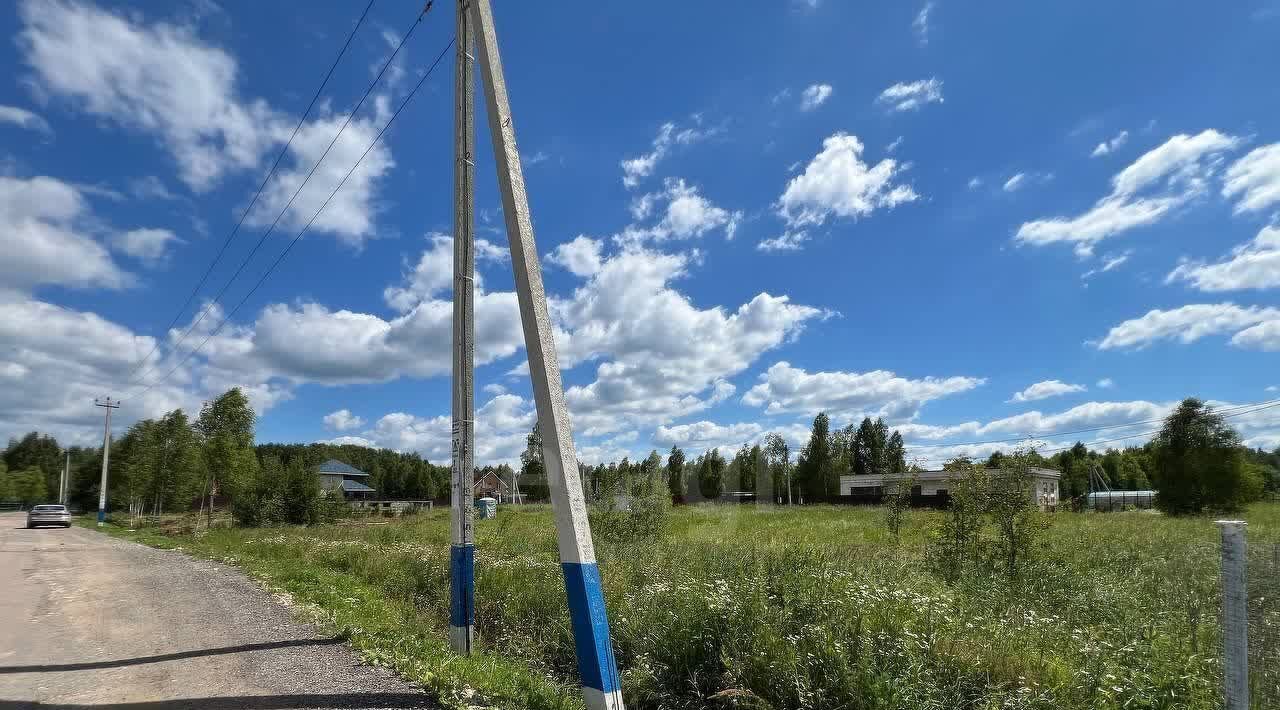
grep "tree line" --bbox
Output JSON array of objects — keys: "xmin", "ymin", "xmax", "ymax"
[
  {"xmin": 5, "ymin": 392, "xmax": 1276, "ymax": 520},
  {"xmin": 0, "ymin": 388, "xmax": 454, "ymax": 519}
]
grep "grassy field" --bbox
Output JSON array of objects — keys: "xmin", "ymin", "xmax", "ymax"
[{"xmin": 89, "ymin": 503, "xmax": 1280, "ymax": 710}]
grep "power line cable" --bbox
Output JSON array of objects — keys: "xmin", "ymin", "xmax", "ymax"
[
  {"xmin": 126, "ymin": 36, "xmax": 456, "ymax": 402},
  {"xmin": 125, "ymin": 0, "xmax": 376, "ymax": 383},
  {"xmin": 129, "ymin": 2, "xmax": 434, "ymax": 389}
]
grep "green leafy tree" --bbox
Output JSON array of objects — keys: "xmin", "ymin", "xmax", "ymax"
[
  {"xmin": 1153, "ymin": 398, "xmax": 1250, "ymax": 514},
  {"xmin": 884, "ymin": 471, "xmax": 917, "ymax": 541},
  {"xmin": 763, "ymin": 433, "xmax": 791, "ymax": 503},
  {"xmin": 195, "ymin": 388, "xmax": 258, "ymax": 510},
  {"xmin": 4, "ymin": 432, "xmax": 63, "ymax": 496},
  {"xmin": 666, "ymin": 445, "xmax": 686, "ymax": 499},
  {"xmin": 698, "ymin": 448, "xmax": 725, "ymax": 499},
  {"xmin": 931, "ymin": 461, "xmax": 988, "ymax": 583},
  {"xmin": 732, "ymin": 444, "xmax": 753, "ymax": 493},
  {"xmin": 987, "ymin": 451, "xmax": 1047, "ymax": 577},
  {"xmin": 1052, "ymin": 442, "xmax": 1093, "ymax": 500},
  {"xmin": 520, "ymin": 425, "xmax": 544, "ymax": 481},
  {"xmin": 829, "ymin": 423, "xmax": 856, "ymax": 477},
  {"xmin": 942, "ymin": 456, "xmax": 973, "ymax": 471},
  {"xmin": 886, "ymin": 430, "xmax": 906, "ymax": 473},
  {"xmin": 796, "ymin": 412, "xmax": 834, "ymax": 501},
  {"xmin": 16, "ymin": 468, "xmax": 48, "ymax": 505},
  {"xmin": 870, "ymin": 417, "xmax": 889, "ymax": 474},
  {"xmin": 118, "ymin": 409, "xmax": 202, "ymax": 516},
  {"xmin": 639, "ymin": 450, "xmax": 664, "ymax": 495},
  {"xmin": 281, "ymin": 457, "xmax": 322, "ymax": 524},
  {"xmin": 0, "ymin": 459, "xmax": 10, "ymax": 501},
  {"xmin": 851, "ymin": 418, "xmax": 873, "ymax": 476},
  {"xmin": 747, "ymin": 444, "xmax": 763, "ymax": 495}
]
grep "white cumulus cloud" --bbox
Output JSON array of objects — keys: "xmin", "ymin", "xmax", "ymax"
[
  {"xmin": 1094, "ymin": 303, "xmax": 1280, "ymax": 350},
  {"xmin": 741, "ymin": 361, "xmax": 983, "ymax": 419},
  {"xmin": 777, "ymin": 133, "xmax": 918, "ymax": 229},
  {"xmin": 617, "ymin": 178, "xmax": 741, "ymax": 245},
  {"xmin": 1223, "ymin": 143, "xmax": 1280, "ymax": 213},
  {"xmin": 548, "ymin": 235, "xmax": 605, "ymax": 277},
  {"xmin": 19, "ymin": 0, "xmax": 289, "ymax": 192},
  {"xmin": 0, "ymin": 175, "xmax": 133, "ymax": 293},
  {"xmin": 323, "ymin": 409, "xmax": 365, "ymax": 432},
  {"xmin": 1016, "ymin": 129, "xmax": 1241, "ymax": 256},
  {"xmin": 110, "ymin": 228, "xmax": 181, "ymax": 265},
  {"xmin": 1167, "ymin": 225, "xmax": 1280, "ymax": 292},
  {"xmin": 1009, "ymin": 379, "xmax": 1087, "ymax": 403}
]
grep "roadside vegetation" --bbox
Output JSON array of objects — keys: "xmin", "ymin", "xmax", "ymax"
[
  {"xmin": 91, "ymin": 500, "xmax": 1280, "ymax": 710},
  {"xmin": 28, "ymin": 392, "xmax": 1280, "ymax": 708}
]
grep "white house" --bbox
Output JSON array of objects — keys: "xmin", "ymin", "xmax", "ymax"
[{"xmin": 839, "ymin": 467, "xmax": 1061, "ymax": 510}]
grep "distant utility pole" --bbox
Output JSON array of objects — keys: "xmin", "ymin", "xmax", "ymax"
[
  {"xmin": 449, "ymin": 0, "xmax": 477, "ymax": 657},
  {"xmin": 458, "ymin": 1, "xmax": 625, "ymax": 707},
  {"xmin": 94, "ymin": 397, "xmax": 119, "ymax": 526},
  {"xmin": 60, "ymin": 451, "xmax": 70, "ymax": 506}
]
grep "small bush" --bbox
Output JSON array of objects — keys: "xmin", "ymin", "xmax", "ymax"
[
  {"xmin": 590, "ymin": 476, "xmax": 672, "ymax": 546},
  {"xmin": 231, "ymin": 456, "xmax": 327, "ymax": 527}
]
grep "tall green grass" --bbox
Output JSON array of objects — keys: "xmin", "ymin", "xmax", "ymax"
[{"xmin": 97, "ymin": 504, "xmax": 1280, "ymax": 709}]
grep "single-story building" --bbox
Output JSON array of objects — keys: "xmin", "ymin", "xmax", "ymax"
[
  {"xmin": 317, "ymin": 459, "xmax": 376, "ymax": 500},
  {"xmin": 839, "ymin": 467, "xmax": 1061, "ymax": 510}
]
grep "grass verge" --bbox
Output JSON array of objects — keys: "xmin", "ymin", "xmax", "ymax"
[{"xmin": 77, "ymin": 514, "xmax": 582, "ymax": 710}]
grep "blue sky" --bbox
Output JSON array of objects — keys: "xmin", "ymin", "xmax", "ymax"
[{"xmin": 2, "ymin": 0, "xmax": 1279, "ymax": 467}]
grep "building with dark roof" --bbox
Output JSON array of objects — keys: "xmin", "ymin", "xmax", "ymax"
[{"xmin": 317, "ymin": 459, "xmax": 376, "ymax": 500}]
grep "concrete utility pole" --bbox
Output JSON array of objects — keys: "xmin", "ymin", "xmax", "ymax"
[
  {"xmin": 1216, "ymin": 520, "xmax": 1249, "ymax": 710},
  {"xmin": 94, "ymin": 397, "xmax": 119, "ymax": 526},
  {"xmin": 60, "ymin": 451, "xmax": 70, "ymax": 506},
  {"xmin": 467, "ymin": 1, "xmax": 624, "ymax": 707},
  {"xmin": 449, "ymin": 0, "xmax": 477, "ymax": 657}
]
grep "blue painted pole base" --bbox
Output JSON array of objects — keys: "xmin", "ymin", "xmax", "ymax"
[
  {"xmin": 562, "ymin": 562, "xmax": 624, "ymax": 710},
  {"xmin": 449, "ymin": 543, "xmax": 475, "ymax": 654},
  {"xmin": 97, "ymin": 509, "xmax": 105, "ymax": 526}
]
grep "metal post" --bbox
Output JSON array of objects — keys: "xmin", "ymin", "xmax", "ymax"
[
  {"xmin": 94, "ymin": 397, "xmax": 119, "ymax": 525},
  {"xmin": 449, "ymin": 0, "xmax": 478, "ymax": 657},
  {"xmin": 61, "ymin": 451, "xmax": 69, "ymax": 505},
  {"xmin": 469, "ymin": 1, "xmax": 623, "ymax": 706},
  {"xmin": 1216, "ymin": 520, "xmax": 1249, "ymax": 710}
]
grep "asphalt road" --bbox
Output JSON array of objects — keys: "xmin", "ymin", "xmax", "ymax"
[{"xmin": 0, "ymin": 512, "xmax": 432, "ymax": 709}]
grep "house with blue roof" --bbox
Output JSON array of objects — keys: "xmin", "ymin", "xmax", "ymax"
[{"xmin": 317, "ymin": 459, "xmax": 376, "ymax": 500}]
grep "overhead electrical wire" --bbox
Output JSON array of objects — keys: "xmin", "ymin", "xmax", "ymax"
[
  {"xmin": 127, "ymin": 36, "xmax": 456, "ymax": 402},
  {"xmin": 128, "ymin": 1, "xmax": 435, "ymax": 392},
  {"xmin": 125, "ymin": 0, "xmax": 376, "ymax": 384}
]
